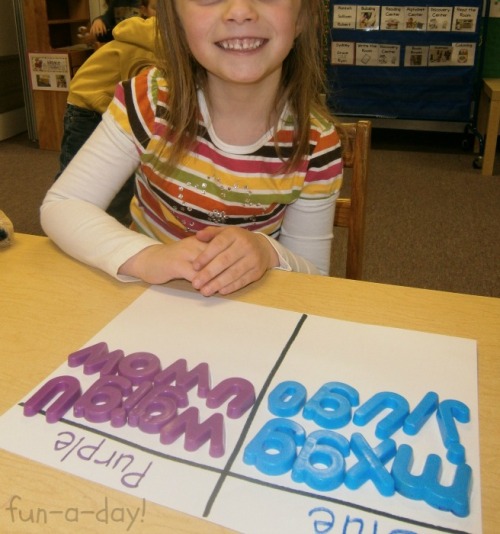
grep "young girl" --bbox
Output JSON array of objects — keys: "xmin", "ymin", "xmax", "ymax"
[{"xmin": 41, "ymin": 0, "xmax": 343, "ymax": 297}]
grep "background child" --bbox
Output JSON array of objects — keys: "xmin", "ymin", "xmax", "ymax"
[
  {"xmin": 41, "ymin": 0, "xmax": 343, "ymax": 297},
  {"xmin": 56, "ymin": 14, "xmax": 156, "ymax": 224},
  {"xmin": 84, "ymin": 0, "xmax": 155, "ymax": 46}
]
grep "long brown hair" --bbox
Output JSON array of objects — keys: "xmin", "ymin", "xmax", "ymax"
[{"xmin": 154, "ymin": 0, "xmax": 334, "ymax": 171}]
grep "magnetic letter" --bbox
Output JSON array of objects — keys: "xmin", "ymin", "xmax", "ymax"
[
  {"xmin": 268, "ymin": 381, "xmax": 307, "ymax": 417},
  {"xmin": 23, "ymin": 375, "xmax": 81, "ymax": 423},
  {"xmin": 303, "ymin": 382, "xmax": 359, "ymax": 429},
  {"xmin": 292, "ymin": 430, "xmax": 350, "ymax": 491},
  {"xmin": 206, "ymin": 377, "xmax": 256, "ymax": 418},
  {"xmin": 244, "ymin": 418, "xmax": 306, "ymax": 476}
]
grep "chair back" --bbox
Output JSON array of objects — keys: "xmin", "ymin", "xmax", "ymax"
[{"xmin": 334, "ymin": 120, "xmax": 371, "ymax": 280}]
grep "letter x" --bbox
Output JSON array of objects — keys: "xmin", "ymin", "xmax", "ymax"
[{"xmin": 344, "ymin": 432, "xmax": 396, "ymax": 497}]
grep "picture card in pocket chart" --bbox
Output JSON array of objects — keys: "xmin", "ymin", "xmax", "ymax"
[{"xmin": 0, "ymin": 285, "xmax": 482, "ymax": 534}]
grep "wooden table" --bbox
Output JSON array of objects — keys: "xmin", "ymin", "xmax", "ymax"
[
  {"xmin": 1, "ymin": 234, "xmax": 499, "ymax": 533},
  {"xmin": 476, "ymin": 78, "xmax": 500, "ymax": 176}
]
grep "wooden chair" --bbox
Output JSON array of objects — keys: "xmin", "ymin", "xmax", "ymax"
[{"xmin": 334, "ymin": 120, "xmax": 371, "ymax": 280}]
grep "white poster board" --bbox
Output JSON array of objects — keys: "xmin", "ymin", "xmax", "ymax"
[
  {"xmin": 28, "ymin": 53, "xmax": 70, "ymax": 92},
  {"xmin": 0, "ymin": 286, "xmax": 482, "ymax": 533}
]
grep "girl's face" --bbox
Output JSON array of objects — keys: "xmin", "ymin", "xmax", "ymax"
[{"xmin": 174, "ymin": 0, "xmax": 302, "ymax": 88}]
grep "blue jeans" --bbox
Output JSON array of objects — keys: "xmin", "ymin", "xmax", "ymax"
[{"xmin": 56, "ymin": 104, "xmax": 101, "ymax": 179}]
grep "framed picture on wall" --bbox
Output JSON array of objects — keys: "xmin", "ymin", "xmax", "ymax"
[{"xmin": 28, "ymin": 52, "xmax": 70, "ymax": 92}]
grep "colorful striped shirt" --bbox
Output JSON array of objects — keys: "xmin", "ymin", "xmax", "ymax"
[{"xmin": 107, "ymin": 68, "xmax": 343, "ymax": 245}]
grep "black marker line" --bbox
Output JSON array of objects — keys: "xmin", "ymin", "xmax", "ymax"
[
  {"xmin": 17, "ymin": 331, "xmax": 474, "ymax": 534},
  {"xmin": 202, "ymin": 313, "xmax": 308, "ymax": 517},
  {"xmin": 19, "ymin": 403, "xmax": 472, "ymax": 533},
  {"xmin": 18, "ymin": 404, "xmax": 224, "ymax": 475}
]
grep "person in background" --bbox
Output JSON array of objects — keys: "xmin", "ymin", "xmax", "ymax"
[
  {"xmin": 41, "ymin": 0, "xmax": 343, "ymax": 296},
  {"xmin": 56, "ymin": 13, "xmax": 156, "ymax": 224},
  {"xmin": 89, "ymin": 0, "xmax": 155, "ymax": 44}
]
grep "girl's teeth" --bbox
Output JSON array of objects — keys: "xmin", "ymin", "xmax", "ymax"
[{"xmin": 219, "ymin": 39, "xmax": 264, "ymax": 50}]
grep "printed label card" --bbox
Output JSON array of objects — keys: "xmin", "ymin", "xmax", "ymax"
[
  {"xmin": 355, "ymin": 43, "xmax": 380, "ymax": 66},
  {"xmin": 452, "ymin": 7, "xmax": 479, "ymax": 32},
  {"xmin": 356, "ymin": 6, "xmax": 380, "ymax": 30},
  {"xmin": 333, "ymin": 5, "xmax": 357, "ymax": 29},
  {"xmin": 404, "ymin": 46, "xmax": 430, "ymax": 67},
  {"xmin": 378, "ymin": 45, "xmax": 401, "ymax": 67},
  {"xmin": 427, "ymin": 6, "xmax": 454, "ymax": 31},
  {"xmin": 451, "ymin": 42, "xmax": 477, "ymax": 66},
  {"xmin": 405, "ymin": 6, "xmax": 428, "ymax": 30},
  {"xmin": 491, "ymin": 0, "xmax": 500, "ymax": 18},
  {"xmin": 28, "ymin": 53, "xmax": 71, "ymax": 92},
  {"xmin": 380, "ymin": 6, "xmax": 405, "ymax": 30},
  {"xmin": 331, "ymin": 41, "xmax": 356, "ymax": 65},
  {"xmin": 353, "ymin": 43, "xmax": 400, "ymax": 67},
  {"xmin": 429, "ymin": 45, "xmax": 454, "ymax": 65}
]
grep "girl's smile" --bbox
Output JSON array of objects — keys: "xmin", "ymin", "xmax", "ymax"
[
  {"xmin": 175, "ymin": 0, "xmax": 302, "ymax": 86},
  {"xmin": 216, "ymin": 38, "xmax": 267, "ymax": 51}
]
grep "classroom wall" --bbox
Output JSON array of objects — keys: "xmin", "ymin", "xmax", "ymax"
[
  {"xmin": 0, "ymin": 1, "xmax": 104, "ymax": 142},
  {"xmin": 0, "ymin": 1, "xmax": 26, "ymax": 141}
]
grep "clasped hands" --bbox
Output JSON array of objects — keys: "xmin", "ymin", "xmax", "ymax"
[{"xmin": 119, "ymin": 226, "xmax": 279, "ymax": 296}]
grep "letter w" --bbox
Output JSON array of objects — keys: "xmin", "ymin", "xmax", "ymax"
[{"xmin": 159, "ymin": 407, "xmax": 224, "ymax": 458}]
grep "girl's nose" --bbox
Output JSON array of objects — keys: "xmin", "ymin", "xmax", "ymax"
[{"xmin": 223, "ymin": 0, "xmax": 258, "ymax": 23}]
